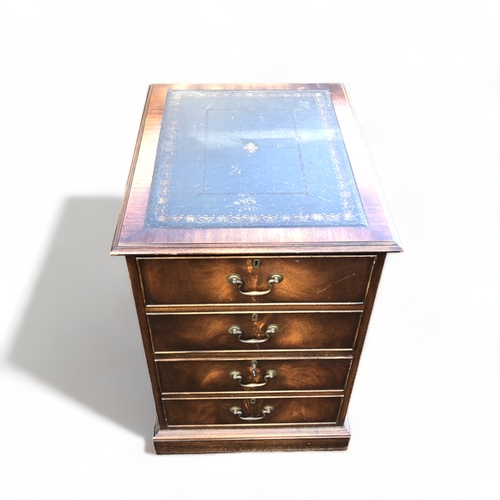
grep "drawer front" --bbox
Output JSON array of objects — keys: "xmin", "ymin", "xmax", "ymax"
[
  {"xmin": 138, "ymin": 256, "xmax": 375, "ymax": 305},
  {"xmin": 149, "ymin": 311, "xmax": 362, "ymax": 352},
  {"xmin": 164, "ymin": 396, "xmax": 343, "ymax": 425},
  {"xmin": 156, "ymin": 358, "xmax": 352, "ymax": 393}
]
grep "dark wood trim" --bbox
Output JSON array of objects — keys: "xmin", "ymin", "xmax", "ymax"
[
  {"xmin": 125, "ymin": 256, "xmax": 167, "ymax": 427},
  {"xmin": 337, "ymin": 253, "xmax": 386, "ymax": 423},
  {"xmin": 153, "ymin": 422, "xmax": 350, "ymax": 454},
  {"xmin": 144, "ymin": 303, "xmax": 365, "ymax": 313},
  {"xmin": 161, "ymin": 390, "xmax": 346, "ymax": 399},
  {"xmin": 112, "ymin": 241, "xmax": 401, "ymax": 256},
  {"xmin": 153, "ymin": 350, "xmax": 355, "ymax": 359},
  {"xmin": 153, "ymin": 353, "xmax": 353, "ymax": 361},
  {"xmin": 111, "ymin": 86, "xmax": 154, "ymax": 253}
]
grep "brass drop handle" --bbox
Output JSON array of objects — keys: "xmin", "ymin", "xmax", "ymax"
[
  {"xmin": 229, "ymin": 360, "xmax": 277, "ymax": 388},
  {"xmin": 227, "ymin": 273, "xmax": 283, "ymax": 296},
  {"xmin": 229, "ymin": 405, "xmax": 274, "ymax": 421},
  {"xmin": 228, "ymin": 324, "xmax": 279, "ymax": 344}
]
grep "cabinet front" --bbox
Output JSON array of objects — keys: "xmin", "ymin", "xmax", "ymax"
[
  {"xmin": 164, "ymin": 396, "xmax": 344, "ymax": 426},
  {"xmin": 148, "ymin": 311, "xmax": 362, "ymax": 352},
  {"xmin": 156, "ymin": 358, "xmax": 352, "ymax": 394},
  {"xmin": 138, "ymin": 256, "xmax": 376, "ymax": 305}
]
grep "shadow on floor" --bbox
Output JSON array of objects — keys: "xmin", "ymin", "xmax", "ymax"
[{"xmin": 8, "ymin": 197, "xmax": 155, "ymax": 452}]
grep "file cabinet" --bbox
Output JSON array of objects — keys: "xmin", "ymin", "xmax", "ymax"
[{"xmin": 112, "ymin": 83, "xmax": 401, "ymax": 453}]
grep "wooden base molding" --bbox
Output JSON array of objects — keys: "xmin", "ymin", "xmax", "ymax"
[{"xmin": 153, "ymin": 421, "xmax": 351, "ymax": 454}]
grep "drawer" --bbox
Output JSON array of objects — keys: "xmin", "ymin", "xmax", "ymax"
[
  {"xmin": 138, "ymin": 256, "xmax": 375, "ymax": 305},
  {"xmin": 164, "ymin": 396, "xmax": 343, "ymax": 426},
  {"xmin": 156, "ymin": 358, "xmax": 352, "ymax": 393},
  {"xmin": 148, "ymin": 311, "xmax": 362, "ymax": 352}
]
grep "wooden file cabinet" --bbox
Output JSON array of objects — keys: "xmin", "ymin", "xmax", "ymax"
[{"xmin": 111, "ymin": 84, "xmax": 401, "ymax": 453}]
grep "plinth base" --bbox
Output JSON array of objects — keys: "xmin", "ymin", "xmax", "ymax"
[{"xmin": 152, "ymin": 420, "xmax": 351, "ymax": 454}]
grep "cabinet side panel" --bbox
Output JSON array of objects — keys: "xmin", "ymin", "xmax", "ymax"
[
  {"xmin": 126, "ymin": 256, "xmax": 167, "ymax": 427},
  {"xmin": 336, "ymin": 253, "xmax": 386, "ymax": 423}
]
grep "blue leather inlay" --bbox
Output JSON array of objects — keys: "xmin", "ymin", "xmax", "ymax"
[{"xmin": 146, "ymin": 90, "xmax": 366, "ymax": 228}]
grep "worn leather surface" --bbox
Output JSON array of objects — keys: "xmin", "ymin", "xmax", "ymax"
[{"xmin": 146, "ymin": 90, "xmax": 366, "ymax": 228}]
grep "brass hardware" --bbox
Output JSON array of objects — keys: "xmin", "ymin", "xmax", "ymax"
[
  {"xmin": 226, "ymin": 273, "xmax": 283, "ymax": 296},
  {"xmin": 228, "ymin": 324, "xmax": 279, "ymax": 344},
  {"xmin": 266, "ymin": 324, "xmax": 279, "ymax": 334},
  {"xmin": 253, "ymin": 259, "xmax": 260, "ymax": 268},
  {"xmin": 229, "ymin": 360, "xmax": 277, "ymax": 388},
  {"xmin": 229, "ymin": 405, "xmax": 274, "ymax": 421},
  {"xmin": 252, "ymin": 313, "xmax": 258, "ymax": 322}
]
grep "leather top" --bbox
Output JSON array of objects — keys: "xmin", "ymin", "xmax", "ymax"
[{"xmin": 145, "ymin": 90, "xmax": 366, "ymax": 229}]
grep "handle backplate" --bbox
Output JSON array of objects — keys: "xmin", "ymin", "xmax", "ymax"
[
  {"xmin": 228, "ymin": 324, "xmax": 279, "ymax": 344},
  {"xmin": 230, "ymin": 405, "xmax": 274, "ymax": 421},
  {"xmin": 227, "ymin": 273, "xmax": 283, "ymax": 296}
]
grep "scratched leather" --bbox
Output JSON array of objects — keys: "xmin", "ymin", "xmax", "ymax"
[{"xmin": 146, "ymin": 90, "xmax": 366, "ymax": 229}]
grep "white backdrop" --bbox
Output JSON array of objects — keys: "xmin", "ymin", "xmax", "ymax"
[{"xmin": 1, "ymin": 1, "xmax": 499, "ymax": 498}]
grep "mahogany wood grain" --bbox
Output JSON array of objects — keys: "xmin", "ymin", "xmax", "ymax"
[
  {"xmin": 163, "ymin": 395, "xmax": 343, "ymax": 426},
  {"xmin": 153, "ymin": 423, "xmax": 350, "ymax": 453},
  {"xmin": 145, "ymin": 302, "xmax": 364, "ymax": 313},
  {"xmin": 125, "ymin": 256, "xmax": 167, "ymax": 427},
  {"xmin": 156, "ymin": 358, "xmax": 352, "ymax": 393},
  {"xmin": 337, "ymin": 253, "xmax": 386, "ymax": 423},
  {"xmin": 148, "ymin": 310, "xmax": 362, "ymax": 352},
  {"xmin": 137, "ymin": 255, "xmax": 375, "ymax": 305}
]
